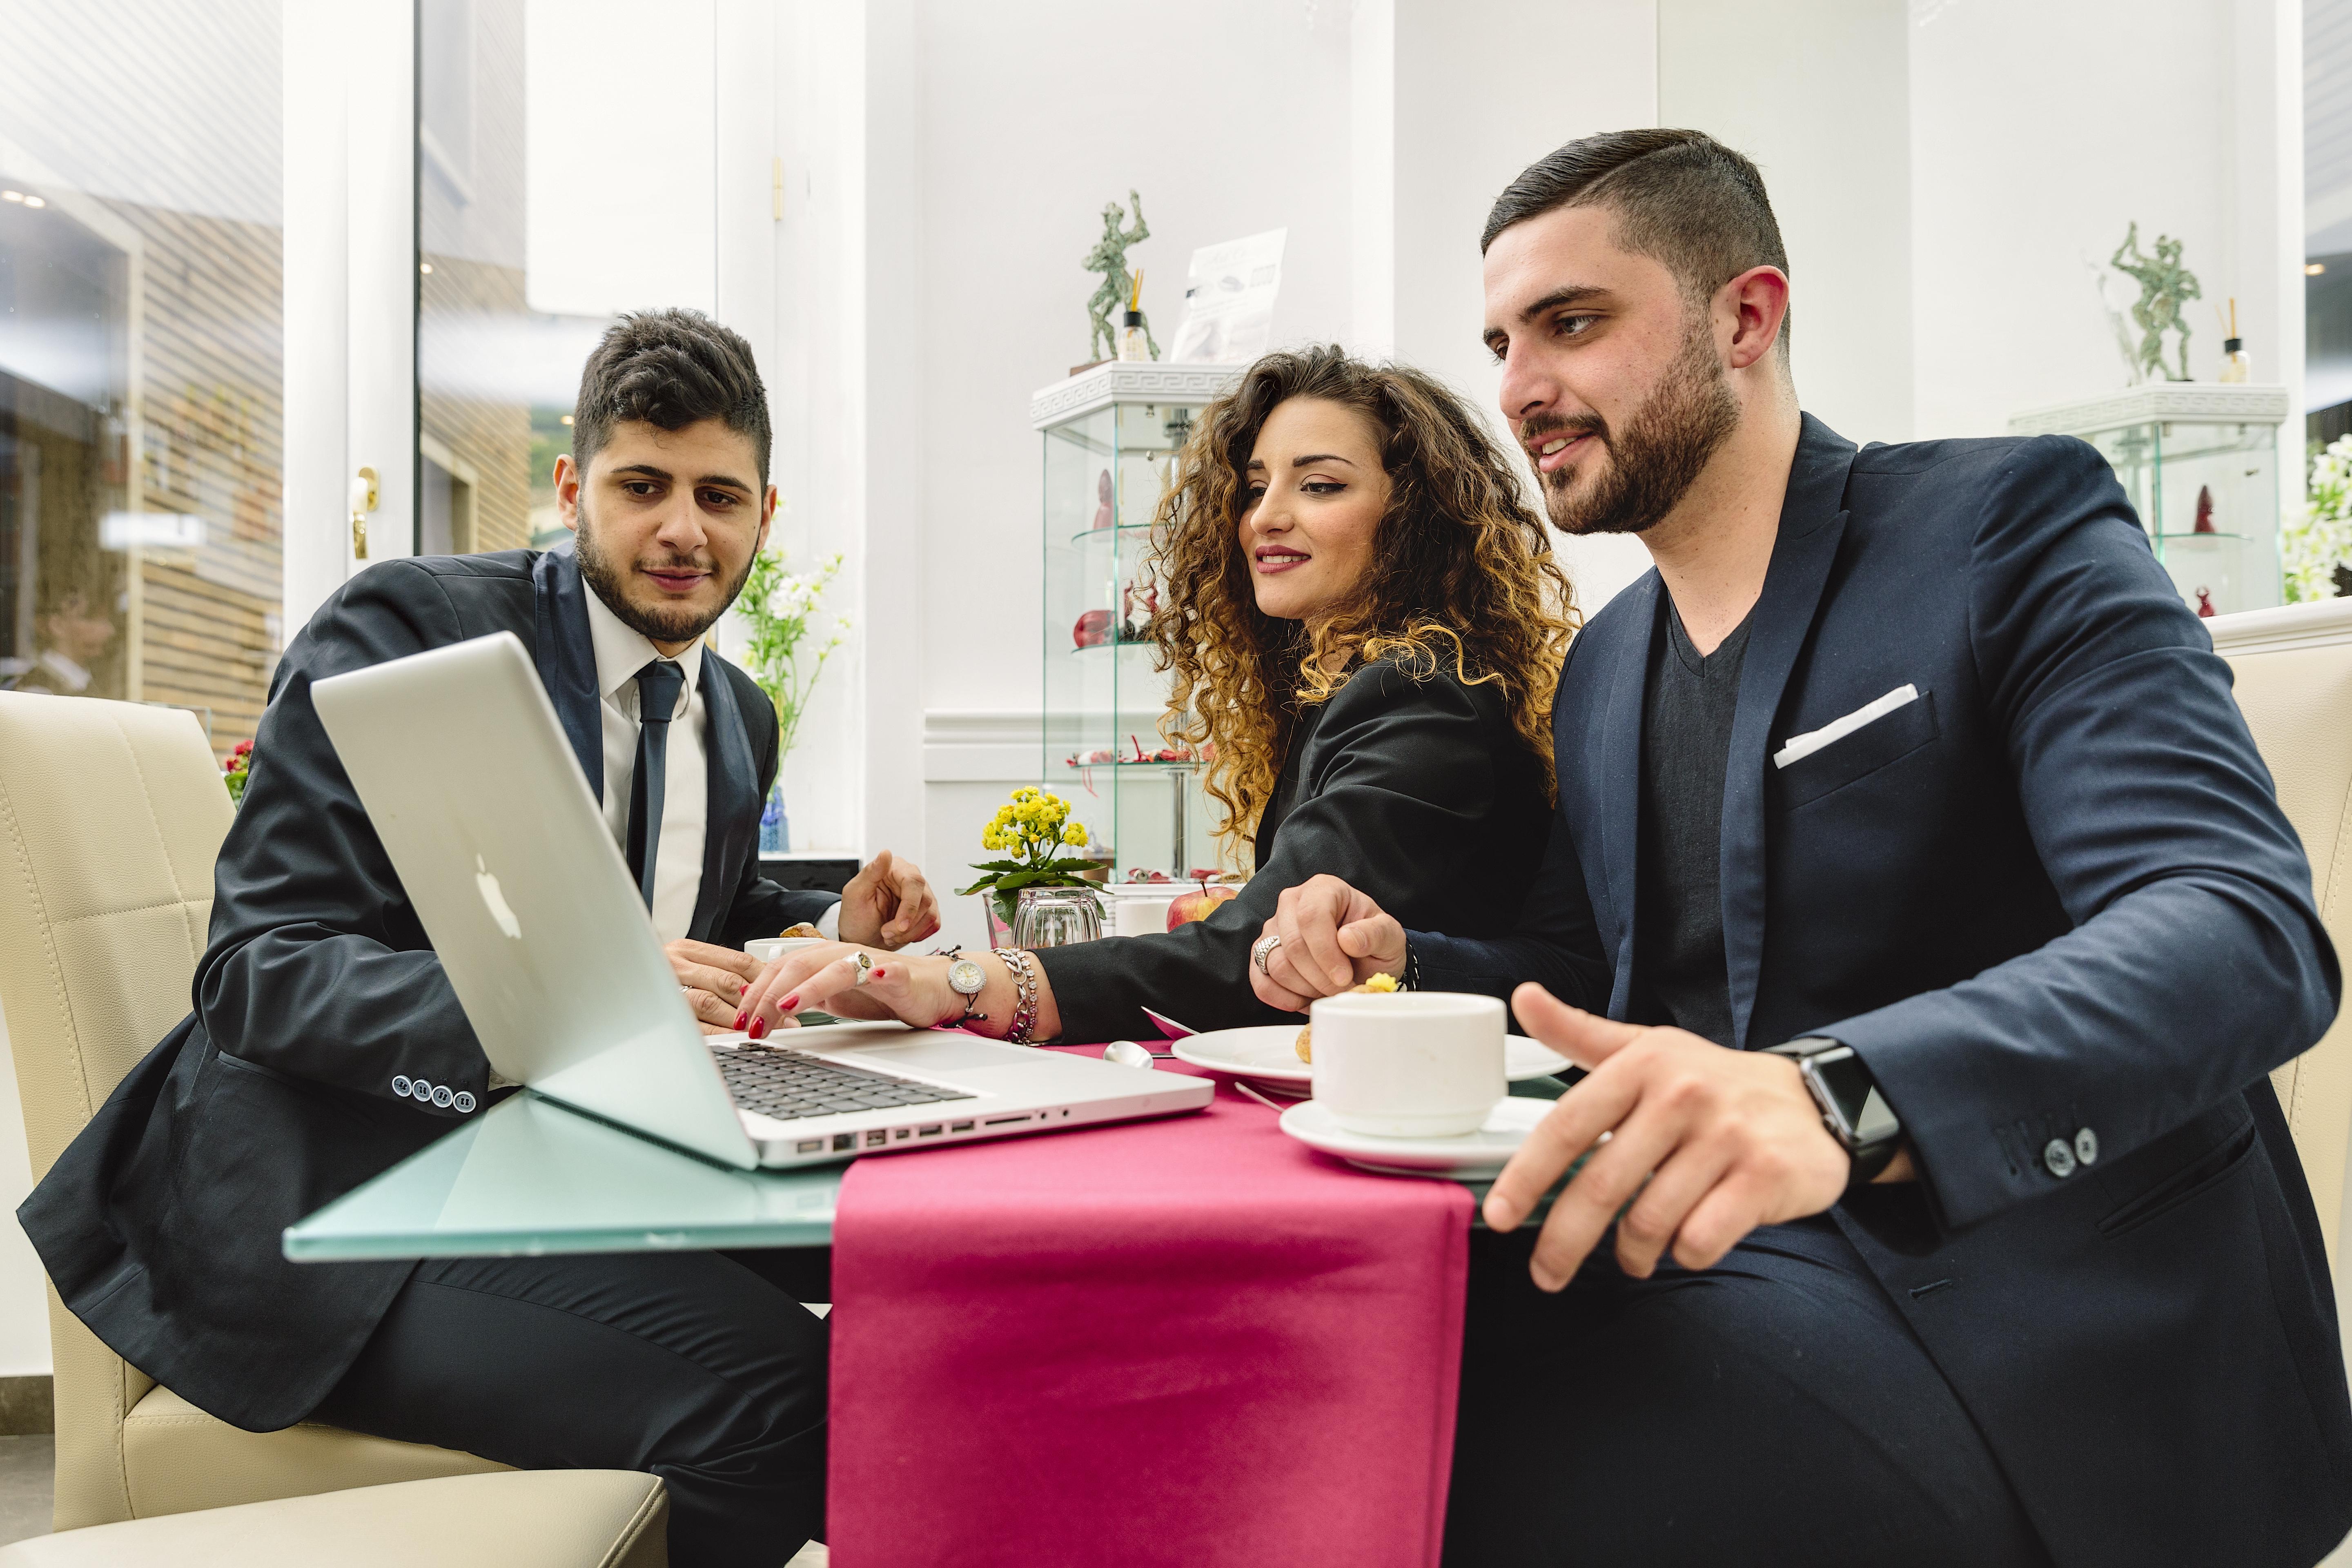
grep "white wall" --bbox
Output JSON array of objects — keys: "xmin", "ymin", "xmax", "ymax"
[
  {"xmin": 1907, "ymin": 0, "xmax": 2300, "ymax": 439},
  {"xmin": 898, "ymin": 0, "xmax": 1360, "ymax": 947}
]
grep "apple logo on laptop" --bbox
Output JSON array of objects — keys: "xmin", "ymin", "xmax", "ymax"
[{"xmin": 474, "ymin": 855, "xmax": 522, "ymax": 940}]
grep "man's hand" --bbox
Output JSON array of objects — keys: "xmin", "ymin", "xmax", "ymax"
[
  {"xmin": 836, "ymin": 849, "xmax": 941, "ymax": 950},
  {"xmin": 1486, "ymin": 984, "xmax": 1851, "ymax": 1290},
  {"xmin": 666, "ymin": 939, "xmax": 766, "ymax": 1036},
  {"xmin": 1248, "ymin": 874, "xmax": 1409, "ymax": 1011}
]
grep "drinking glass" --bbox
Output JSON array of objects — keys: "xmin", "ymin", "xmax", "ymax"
[{"xmin": 1013, "ymin": 885, "xmax": 1104, "ymax": 947}]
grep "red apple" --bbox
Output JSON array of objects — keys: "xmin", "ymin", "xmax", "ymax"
[{"xmin": 1167, "ymin": 883, "xmax": 1238, "ymax": 930}]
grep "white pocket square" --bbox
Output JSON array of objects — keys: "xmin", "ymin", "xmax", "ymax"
[{"xmin": 1773, "ymin": 685, "xmax": 1920, "ymax": 769}]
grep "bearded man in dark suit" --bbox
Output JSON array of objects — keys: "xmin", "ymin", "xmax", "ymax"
[{"xmin": 1257, "ymin": 132, "xmax": 2352, "ymax": 1567}]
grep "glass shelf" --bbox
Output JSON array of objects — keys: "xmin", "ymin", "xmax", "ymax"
[
  {"xmin": 1036, "ymin": 366, "xmax": 1237, "ymax": 878},
  {"xmin": 1068, "ymin": 522, "xmax": 1161, "ymax": 548}
]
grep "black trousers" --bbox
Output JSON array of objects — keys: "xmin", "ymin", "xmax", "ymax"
[
  {"xmin": 312, "ymin": 1247, "xmax": 833, "ymax": 1568},
  {"xmin": 1446, "ymin": 1218, "xmax": 2053, "ymax": 1568}
]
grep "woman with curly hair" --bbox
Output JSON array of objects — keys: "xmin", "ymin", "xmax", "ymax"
[{"xmin": 739, "ymin": 344, "xmax": 1576, "ymax": 1040}]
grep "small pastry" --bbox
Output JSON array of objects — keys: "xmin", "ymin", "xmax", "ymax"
[
  {"xmin": 1295, "ymin": 971, "xmax": 1402, "ymax": 1062},
  {"xmin": 780, "ymin": 922, "xmax": 823, "ymax": 939}
]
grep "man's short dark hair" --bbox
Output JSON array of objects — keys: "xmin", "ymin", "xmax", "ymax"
[
  {"xmin": 572, "ymin": 308, "xmax": 773, "ymax": 486},
  {"xmin": 1483, "ymin": 129, "xmax": 1791, "ymax": 354}
]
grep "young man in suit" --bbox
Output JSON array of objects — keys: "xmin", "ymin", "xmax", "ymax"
[
  {"xmin": 22, "ymin": 310, "xmax": 935, "ymax": 1564},
  {"xmin": 1253, "ymin": 131, "xmax": 2352, "ymax": 1565}
]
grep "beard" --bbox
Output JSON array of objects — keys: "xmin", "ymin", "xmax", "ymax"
[
  {"xmin": 1528, "ymin": 318, "xmax": 1741, "ymax": 537},
  {"xmin": 573, "ymin": 496, "xmax": 757, "ymax": 646}
]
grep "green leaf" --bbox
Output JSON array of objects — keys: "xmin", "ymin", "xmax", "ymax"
[
  {"xmin": 954, "ymin": 875, "xmax": 1002, "ymax": 898},
  {"xmin": 964, "ymin": 859, "xmax": 1030, "ymax": 875}
]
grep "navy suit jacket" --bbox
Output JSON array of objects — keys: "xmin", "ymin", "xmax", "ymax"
[
  {"xmin": 1421, "ymin": 416, "xmax": 2352, "ymax": 1567},
  {"xmin": 20, "ymin": 545, "xmax": 835, "ymax": 1430}
]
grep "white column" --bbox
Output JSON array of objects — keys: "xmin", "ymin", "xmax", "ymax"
[
  {"xmin": 857, "ymin": 0, "xmax": 926, "ymax": 868},
  {"xmin": 1359, "ymin": 0, "xmax": 1660, "ymax": 613},
  {"xmin": 281, "ymin": 0, "xmax": 352, "ymax": 637},
  {"xmin": 1657, "ymin": 0, "xmax": 1915, "ymax": 447},
  {"xmin": 346, "ymin": 0, "xmax": 418, "ymax": 566}
]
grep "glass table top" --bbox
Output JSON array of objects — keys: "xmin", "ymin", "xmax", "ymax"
[{"xmin": 283, "ymin": 1091, "xmax": 842, "ymax": 1262}]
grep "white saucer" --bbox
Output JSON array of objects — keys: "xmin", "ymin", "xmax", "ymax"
[
  {"xmin": 1171, "ymin": 1025, "xmax": 1568, "ymax": 1100},
  {"xmin": 1278, "ymin": 1096, "xmax": 1551, "ymax": 1178}
]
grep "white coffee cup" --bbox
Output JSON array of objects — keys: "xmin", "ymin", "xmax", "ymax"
[
  {"xmin": 745, "ymin": 936, "xmax": 827, "ymax": 967},
  {"xmin": 1308, "ymin": 990, "xmax": 1507, "ymax": 1137}
]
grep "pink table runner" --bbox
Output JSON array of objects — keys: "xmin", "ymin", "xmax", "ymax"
[{"xmin": 828, "ymin": 1045, "xmax": 1473, "ymax": 1567}]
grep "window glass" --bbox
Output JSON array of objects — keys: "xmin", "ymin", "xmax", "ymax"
[
  {"xmin": 0, "ymin": 0, "xmax": 282, "ymax": 757},
  {"xmin": 417, "ymin": 0, "xmax": 715, "ymax": 557}
]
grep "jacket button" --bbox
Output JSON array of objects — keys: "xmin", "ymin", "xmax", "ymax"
[
  {"xmin": 2043, "ymin": 1138, "xmax": 2077, "ymax": 1178},
  {"xmin": 2074, "ymin": 1128, "xmax": 2098, "ymax": 1167},
  {"xmin": 430, "ymin": 1085, "xmax": 455, "ymax": 1109},
  {"xmin": 453, "ymin": 1091, "xmax": 477, "ymax": 1114},
  {"xmin": 391, "ymin": 1076, "xmax": 412, "ymax": 1098}
]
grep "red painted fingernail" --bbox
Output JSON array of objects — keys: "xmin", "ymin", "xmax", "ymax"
[
  {"xmin": 732, "ymin": 1011, "xmax": 747, "ymax": 1030},
  {"xmin": 747, "ymin": 1016, "xmax": 768, "ymax": 1040},
  {"xmin": 873, "ymin": 967, "xmax": 887, "ymax": 980},
  {"xmin": 781, "ymin": 993, "xmax": 799, "ymax": 1011}
]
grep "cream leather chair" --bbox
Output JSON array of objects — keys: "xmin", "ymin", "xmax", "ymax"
[
  {"xmin": 0, "ymin": 1470, "xmax": 668, "ymax": 1568},
  {"xmin": 2210, "ymin": 599, "xmax": 2352, "ymax": 1274},
  {"xmin": 0, "ymin": 692, "xmax": 510, "ymax": 1527}
]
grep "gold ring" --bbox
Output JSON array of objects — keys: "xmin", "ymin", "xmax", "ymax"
[{"xmin": 850, "ymin": 951, "xmax": 875, "ymax": 987}]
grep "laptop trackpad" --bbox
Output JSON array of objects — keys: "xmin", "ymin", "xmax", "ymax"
[{"xmin": 846, "ymin": 1036, "xmax": 1033, "ymax": 1074}]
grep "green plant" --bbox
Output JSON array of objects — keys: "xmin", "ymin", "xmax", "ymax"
[
  {"xmin": 222, "ymin": 737, "xmax": 252, "ymax": 805},
  {"xmin": 737, "ymin": 547, "xmax": 846, "ymax": 759},
  {"xmin": 956, "ymin": 787, "xmax": 1098, "ymax": 927},
  {"xmin": 2283, "ymin": 435, "xmax": 2352, "ymax": 604}
]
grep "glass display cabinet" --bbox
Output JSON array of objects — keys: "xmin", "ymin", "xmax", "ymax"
[
  {"xmin": 1031, "ymin": 362, "xmax": 1240, "ymax": 880},
  {"xmin": 2008, "ymin": 383, "xmax": 2289, "ymax": 617}
]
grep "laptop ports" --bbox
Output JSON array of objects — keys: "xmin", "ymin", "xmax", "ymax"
[
  {"xmin": 917, "ymin": 1125, "xmax": 943, "ymax": 1137},
  {"xmin": 796, "ymin": 1140, "xmax": 823, "ymax": 1154},
  {"xmin": 864, "ymin": 1130, "xmax": 888, "ymax": 1147},
  {"xmin": 832, "ymin": 1133, "xmax": 855, "ymax": 1151},
  {"xmin": 950, "ymin": 1120, "xmax": 976, "ymax": 1133}
]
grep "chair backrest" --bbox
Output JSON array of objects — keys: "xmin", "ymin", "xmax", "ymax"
[
  {"xmin": 2211, "ymin": 600, "xmax": 2352, "ymax": 1274},
  {"xmin": 0, "ymin": 692, "xmax": 235, "ymax": 1523}
]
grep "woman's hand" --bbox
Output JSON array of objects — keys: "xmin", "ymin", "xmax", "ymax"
[{"xmin": 734, "ymin": 943, "xmax": 964, "ymax": 1038}]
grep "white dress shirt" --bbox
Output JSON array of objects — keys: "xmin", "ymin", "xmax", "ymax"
[{"xmin": 580, "ymin": 587, "xmax": 838, "ymax": 946}]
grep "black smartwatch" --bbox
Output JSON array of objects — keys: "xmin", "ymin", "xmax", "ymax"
[{"xmin": 1766, "ymin": 1037, "xmax": 1903, "ymax": 1192}]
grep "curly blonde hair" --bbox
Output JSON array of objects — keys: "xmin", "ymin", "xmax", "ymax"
[{"xmin": 1147, "ymin": 346, "xmax": 1578, "ymax": 858}]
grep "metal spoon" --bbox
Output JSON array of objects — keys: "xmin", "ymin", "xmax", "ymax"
[{"xmin": 1102, "ymin": 1040, "xmax": 1157, "ymax": 1070}]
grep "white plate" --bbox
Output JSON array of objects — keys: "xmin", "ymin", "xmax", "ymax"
[
  {"xmin": 1278, "ymin": 1096, "xmax": 1551, "ymax": 1178},
  {"xmin": 1171, "ymin": 1024, "xmax": 1568, "ymax": 1099}
]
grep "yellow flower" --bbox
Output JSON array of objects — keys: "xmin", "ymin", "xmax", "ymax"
[
  {"xmin": 981, "ymin": 827, "xmax": 1003, "ymax": 851},
  {"xmin": 1011, "ymin": 786, "xmax": 1038, "ymax": 803},
  {"xmin": 1062, "ymin": 821, "xmax": 1089, "ymax": 847}
]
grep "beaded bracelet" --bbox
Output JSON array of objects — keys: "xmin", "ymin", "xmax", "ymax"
[{"xmin": 998, "ymin": 948, "xmax": 1041, "ymax": 1044}]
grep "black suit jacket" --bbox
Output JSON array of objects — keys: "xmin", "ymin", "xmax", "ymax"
[
  {"xmin": 19, "ymin": 545, "xmax": 836, "ymax": 1430},
  {"xmin": 1035, "ymin": 657, "xmax": 1552, "ymax": 1043},
  {"xmin": 1419, "ymin": 416, "xmax": 2352, "ymax": 1567}
]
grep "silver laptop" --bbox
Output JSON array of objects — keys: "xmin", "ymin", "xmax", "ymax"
[{"xmin": 310, "ymin": 631, "xmax": 1210, "ymax": 1171}]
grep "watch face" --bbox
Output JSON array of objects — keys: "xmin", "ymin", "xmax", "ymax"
[
  {"xmin": 1810, "ymin": 1048, "xmax": 1900, "ymax": 1145},
  {"xmin": 948, "ymin": 958, "xmax": 986, "ymax": 995}
]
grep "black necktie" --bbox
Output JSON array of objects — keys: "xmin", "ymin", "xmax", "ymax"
[{"xmin": 625, "ymin": 658, "xmax": 686, "ymax": 909}]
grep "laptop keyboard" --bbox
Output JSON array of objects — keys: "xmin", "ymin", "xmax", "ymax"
[{"xmin": 713, "ymin": 1042, "xmax": 977, "ymax": 1123}]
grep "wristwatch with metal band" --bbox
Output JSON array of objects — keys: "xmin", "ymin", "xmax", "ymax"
[
  {"xmin": 1766, "ymin": 1037, "xmax": 1904, "ymax": 1191},
  {"xmin": 946, "ymin": 954, "xmax": 987, "ymax": 1024}
]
